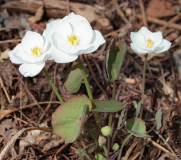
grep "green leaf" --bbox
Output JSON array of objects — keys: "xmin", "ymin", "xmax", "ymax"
[
  {"xmin": 155, "ymin": 108, "xmax": 163, "ymax": 131},
  {"xmin": 93, "ymin": 100, "xmax": 124, "ymax": 112},
  {"xmin": 126, "ymin": 118, "xmax": 149, "ymax": 138},
  {"xmin": 64, "ymin": 66, "xmax": 84, "ymax": 94},
  {"xmin": 133, "ymin": 101, "xmax": 142, "ymax": 117},
  {"xmin": 52, "ymin": 95, "xmax": 92, "ymax": 143},
  {"xmin": 117, "ymin": 108, "xmax": 128, "ymax": 130},
  {"xmin": 106, "ymin": 38, "xmax": 127, "ymax": 82},
  {"xmin": 95, "ymin": 154, "xmax": 107, "ymax": 160}
]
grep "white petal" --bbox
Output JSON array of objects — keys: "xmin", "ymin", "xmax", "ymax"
[
  {"xmin": 148, "ymin": 31, "xmax": 163, "ymax": 48},
  {"xmin": 13, "ymin": 49, "xmax": 35, "ymax": 63},
  {"xmin": 130, "ymin": 43, "xmax": 147, "ymax": 54},
  {"xmin": 73, "ymin": 20, "xmax": 93, "ymax": 45},
  {"xmin": 154, "ymin": 39, "xmax": 171, "ymax": 53},
  {"xmin": 63, "ymin": 12, "xmax": 88, "ymax": 24},
  {"xmin": 51, "ymin": 47, "xmax": 78, "ymax": 63},
  {"xmin": 138, "ymin": 26, "xmax": 152, "ymax": 36},
  {"xmin": 83, "ymin": 30, "xmax": 106, "ymax": 54},
  {"xmin": 19, "ymin": 63, "xmax": 45, "ymax": 77},
  {"xmin": 21, "ymin": 31, "xmax": 44, "ymax": 55},
  {"xmin": 8, "ymin": 44, "xmax": 23, "ymax": 64},
  {"xmin": 52, "ymin": 32, "xmax": 71, "ymax": 52},
  {"xmin": 130, "ymin": 32, "xmax": 145, "ymax": 47},
  {"xmin": 45, "ymin": 19, "xmax": 72, "ymax": 42}
]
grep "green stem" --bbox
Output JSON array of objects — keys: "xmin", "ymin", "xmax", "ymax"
[
  {"xmin": 77, "ymin": 57, "xmax": 100, "ymax": 127},
  {"xmin": 117, "ymin": 134, "xmax": 132, "ymax": 160},
  {"xmin": 77, "ymin": 57, "xmax": 93, "ymax": 101},
  {"xmin": 43, "ymin": 68, "xmax": 64, "ymax": 103},
  {"xmin": 108, "ymin": 81, "xmax": 117, "ymax": 127},
  {"xmin": 141, "ymin": 54, "xmax": 148, "ymax": 105},
  {"xmin": 102, "ymin": 145, "xmax": 108, "ymax": 158}
]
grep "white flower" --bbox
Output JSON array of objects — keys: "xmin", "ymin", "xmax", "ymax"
[
  {"xmin": 8, "ymin": 31, "xmax": 52, "ymax": 77},
  {"xmin": 43, "ymin": 12, "xmax": 106, "ymax": 63},
  {"xmin": 130, "ymin": 26, "xmax": 171, "ymax": 54}
]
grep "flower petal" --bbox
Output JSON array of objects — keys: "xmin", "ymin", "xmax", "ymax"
[
  {"xmin": 73, "ymin": 20, "xmax": 93, "ymax": 45},
  {"xmin": 52, "ymin": 32, "xmax": 71, "ymax": 52},
  {"xmin": 13, "ymin": 48, "xmax": 35, "ymax": 63},
  {"xmin": 63, "ymin": 12, "xmax": 87, "ymax": 24},
  {"xmin": 147, "ymin": 31, "xmax": 163, "ymax": 48},
  {"xmin": 83, "ymin": 30, "xmax": 106, "ymax": 54},
  {"xmin": 130, "ymin": 43, "xmax": 147, "ymax": 54},
  {"xmin": 21, "ymin": 31, "xmax": 44, "ymax": 55},
  {"xmin": 51, "ymin": 46, "xmax": 78, "ymax": 63},
  {"xmin": 19, "ymin": 63, "xmax": 45, "ymax": 77},
  {"xmin": 8, "ymin": 44, "xmax": 23, "ymax": 64},
  {"xmin": 138, "ymin": 26, "xmax": 152, "ymax": 36},
  {"xmin": 45, "ymin": 19, "xmax": 72, "ymax": 42},
  {"xmin": 154, "ymin": 39, "xmax": 171, "ymax": 53},
  {"xmin": 130, "ymin": 32, "xmax": 145, "ymax": 47}
]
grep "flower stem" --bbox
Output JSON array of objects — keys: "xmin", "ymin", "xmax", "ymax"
[
  {"xmin": 77, "ymin": 57, "xmax": 93, "ymax": 101},
  {"xmin": 117, "ymin": 134, "xmax": 132, "ymax": 160},
  {"xmin": 141, "ymin": 54, "xmax": 148, "ymax": 105},
  {"xmin": 43, "ymin": 68, "xmax": 64, "ymax": 103},
  {"xmin": 77, "ymin": 57, "xmax": 100, "ymax": 130}
]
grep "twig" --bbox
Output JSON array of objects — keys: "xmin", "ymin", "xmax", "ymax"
[
  {"xmin": 66, "ymin": 0, "xmax": 70, "ymax": 15},
  {"xmin": 38, "ymin": 64, "xmax": 58, "ymax": 123},
  {"xmin": 54, "ymin": 143, "xmax": 70, "ymax": 160},
  {"xmin": 153, "ymin": 129, "xmax": 179, "ymax": 160},
  {"xmin": 0, "ymin": 39, "xmax": 21, "ymax": 44},
  {"xmin": 162, "ymin": 13, "xmax": 181, "ymax": 32},
  {"xmin": 0, "ymin": 76, "xmax": 11, "ymax": 103},
  {"xmin": 139, "ymin": 0, "xmax": 148, "ymax": 28},
  {"xmin": 12, "ymin": 65, "xmax": 45, "ymax": 113},
  {"xmin": 113, "ymin": 0, "xmax": 129, "ymax": 24},
  {"xmin": 0, "ymin": 101, "xmax": 61, "ymax": 120},
  {"xmin": 0, "ymin": 127, "xmax": 53, "ymax": 160},
  {"xmin": 147, "ymin": 139, "xmax": 178, "ymax": 159},
  {"xmin": 84, "ymin": 55, "xmax": 109, "ymax": 99},
  {"xmin": 136, "ymin": 14, "xmax": 181, "ymax": 30}
]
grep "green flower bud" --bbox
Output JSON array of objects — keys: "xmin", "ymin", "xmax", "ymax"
[
  {"xmin": 101, "ymin": 126, "xmax": 112, "ymax": 136},
  {"xmin": 112, "ymin": 143, "xmax": 119, "ymax": 151}
]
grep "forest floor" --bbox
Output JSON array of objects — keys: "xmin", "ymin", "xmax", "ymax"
[{"xmin": 1, "ymin": 0, "xmax": 181, "ymax": 159}]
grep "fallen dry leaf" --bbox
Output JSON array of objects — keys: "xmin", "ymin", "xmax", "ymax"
[
  {"xmin": 0, "ymin": 110, "xmax": 13, "ymax": 120},
  {"xmin": 19, "ymin": 124, "xmax": 64, "ymax": 153},
  {"xmin": 28, "ymin": 6, "xmax": 44, "ymax": 23},
  {"xmin": 146, "ymin": 0, "xmax": 176, "ymax": 18},
  {"xmin": 0, "ymin": 49, "xmax": 10, "ymax": 62},
  {"xmin": 173, "ymin": 48, "xmax": 181, "ymax": 80}
]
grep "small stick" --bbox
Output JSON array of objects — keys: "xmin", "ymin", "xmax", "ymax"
[
  {"xmin": 12, "ymin": 65, "xmax": 45, "ymax": 113},
  {"xmin": 147, "ymin": 139, "xmax": 178, "ymax": 159},
  {"xmin": 0, "ymin": 76, "xmax": 11, "ymax": 103},
  {"xmin": 139, "ymin": 0, "xmax": 148, "ymax": 28},
  {"xmin": 113, "ymin": 0, "xmax": 129, "ymax": 24},
  {"xmin": 66, "ymin": 0, "xmax": 70, "ymax": 15},
  {"xmin": 0, "ymin": 39, "xmax": 21, "ymax": 44},
  {"xmin": 84, "ymin": 55, "xmax": 109, "ymax": 99},
  {"xmin": 136, "ymin": 14, "xmax": 181, "ymax": 30}
]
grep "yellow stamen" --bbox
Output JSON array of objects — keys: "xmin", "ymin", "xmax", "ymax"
[
  {"xmin": 31, "ymin": 46, "xmax": 42, "ymax": 57},
  {"xmin": 145, "ymin": 38, "xmax": 153, "ymax": 48},
  {"xmin": 67, "ymin": 33, "xmax": 79, "ymax": 45}
]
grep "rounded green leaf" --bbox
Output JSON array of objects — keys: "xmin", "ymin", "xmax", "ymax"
[
  {"xmin": 126, "ymin": 118, "xmax": 149, "ymax": 138},
  {"xmin": 52, "ymin": 95, "xmax": 92, "ymax": 143},
  {"xmin": 93, "ymin": 100, "xmax": 124, "ymax": 112},
  {"xmin": 64, "ymin": 66, "xmax": 83, "ymax": 94},
  {"xmin": 106, "ymin": 38, "xmax": 127, "ymax": 82}
]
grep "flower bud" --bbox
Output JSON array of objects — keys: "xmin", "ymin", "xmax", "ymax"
[
  {"xmin": 98, "ymin": 135, "xmax": 106, "ymax": 147},
  {"xmin": 112, "ymin": 143, "xmax": 119, "ymax": 151},
  {"xmin": 101, "ymin": 126, "xmax": 112, "ymax": 136}
]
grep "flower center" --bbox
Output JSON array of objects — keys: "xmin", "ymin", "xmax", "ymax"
[
  {"xmin": 145, "ymin": 38, "xmax": 153, "ymax": 48},
  {"xmin": 31, "ymin": 46, "xmax": 42, "ymax": 57},
  {"xmin": 67, "ymin": 33, "xmax": 79, "ymax": 45}
]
